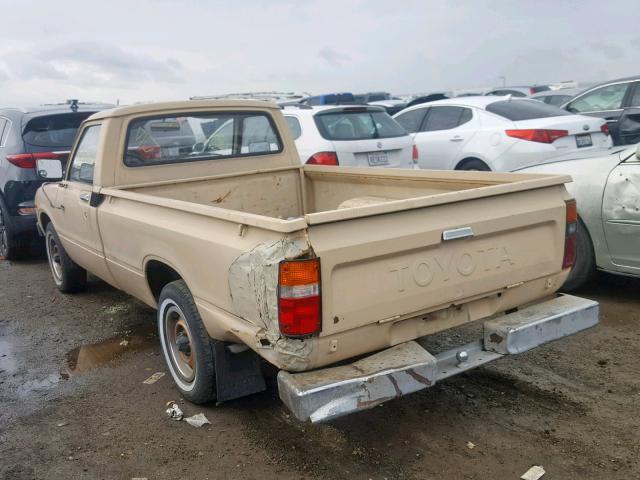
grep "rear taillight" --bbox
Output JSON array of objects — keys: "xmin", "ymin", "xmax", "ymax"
[
  {"xmin": 505, "ymin": 129, "xmax": 569, "ymax": 144},
  {"xmin": 6, "ymin": 151, "xmax": 61, "ymax": 169},
  {"xmin": 563, "ymin": 199, "xmax": 578, "ymax": 269},
  {"xmin": 135, "ymin": 145, "xmax": 162, "ymax": 160},
  {"xmin": 412, "ymin": 145, "xmax": 419, "ymax": 164},
  {"xmin": 278, "ymin": 258, "xmax": 321, "ymax": 337},
  {"xmin": 306, "ymin": 152, "xmax": 339, "ymax": 166},
  {"xmin": 529, "ymin": 87, "xmax": 536, "ymax": 95},
  {"xmin": 600, "ymin": 123, "xmax": 610, "ymax": 136}
]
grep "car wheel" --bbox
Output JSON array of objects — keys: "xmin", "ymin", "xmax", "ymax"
[
  {"xmin": 158, "ymin": 280, "xmax": 217, "ymax": 404},
  {"xmin": 0, "ymin": 198, "xmax": 30, "ymax": 260},
  {"xmin": 457, "ymin": 159, "xmax": 491, "ymax": 171},
  {"xmin": 45, "ymin": 223, "xmax": 87, "ymax": 293},
  {"xmin": 561, "ymin": 220, "xmax": 596, "ymax": 292}
]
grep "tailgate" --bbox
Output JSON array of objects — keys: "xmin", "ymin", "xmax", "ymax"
[{"xmin": 307, "ymin": 186, "xmax": 568, "ymax": 336}]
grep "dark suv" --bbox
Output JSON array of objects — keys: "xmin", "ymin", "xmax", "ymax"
[{"xmin": 0, "ymin": 101, "xmax": 113, "ymax": 259}]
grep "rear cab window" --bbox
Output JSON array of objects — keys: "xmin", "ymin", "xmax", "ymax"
[
  {"xmin": 313, "ymin": 109, "xmax": 406, "ymax": 140},
  {"xmin": 124, "ymin": 111, "xmax": 282, "ymax": 166},
  {"xmin": 22, "ymin": 112, "xmax": 95, "ymax": 151},
  {"xmin": 486, "ymin": 100, "xmax": 571, "ymax": 121}
]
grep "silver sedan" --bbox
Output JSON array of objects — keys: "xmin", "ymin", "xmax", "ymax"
[{"xmin": 518, "ymin": 144, "xmax": 640, "ymax": 289}]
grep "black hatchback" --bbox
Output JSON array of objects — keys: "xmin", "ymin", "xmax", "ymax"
[{"xmin": 0, "ymin": 101, "xmax": 112, "ymax": 259}]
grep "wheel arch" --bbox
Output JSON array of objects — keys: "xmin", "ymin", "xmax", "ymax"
[
  {"xmin": 144, "ymin": 257, "xmax": 185, "ymax": 302},
  {"xmin": 455, "ymin": 157, "xmax": 491, "ymax": 170}
]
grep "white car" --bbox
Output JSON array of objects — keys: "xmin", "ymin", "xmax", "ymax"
[
  {"xmin": 283, "ymin": 105, "xmax": 416, "ymax": 168},
  {"xmin": 393, "ymin": 96, "xmax": 613, "ymax": 171}
]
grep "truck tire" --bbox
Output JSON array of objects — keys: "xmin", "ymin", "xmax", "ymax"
[
  {"xmin": 158, "ymin": 280, "xmax": 217, "ymax": 404},
  {"xmin": 0, "ymin": 198, "xmax": 30, "ymax": 260},
  {"xmin": 45, "ymin": 223, "xmax": 87, "ymax": 293},
  {"xmin": 561, "ymin": 220, "xmax": 596, "ymax": 292}
]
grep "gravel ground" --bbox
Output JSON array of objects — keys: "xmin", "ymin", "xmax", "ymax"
[{"xmin": 0, "ymin": 256, "xmax": 638, "ymax": 480}]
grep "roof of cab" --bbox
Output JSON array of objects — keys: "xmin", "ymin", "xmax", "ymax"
[{"xmin": 88, "ymin": 99, "xmax": 281, "ymax": 121}]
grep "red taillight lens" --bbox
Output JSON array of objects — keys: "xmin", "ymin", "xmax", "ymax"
[
  {"xmin": 278, "ymin": 259, "xmax": 321, "ymax": 337},
  {"xmin": 600, "ymin": 123, "xmax": 610, "ymax": 136},
  {"xmin": 306, "ymin": 152, "xmax": 339, "ymax": 166},
  {"xmin": 6, "ymin": 152, "xmax": 60, "ymax": 169},
  {"xmin": 412, "ymin": 145, "xmax": 419, "ymax": 163},
  {"xmin": 505, "ymin": 129, "xmax": 569, "ymax": 144},
  {"xmin": 135, "ymin": 145, "xmax": 162, "ymax": 160},
  {"xmin": 563, "ymin": 199, "xmax": 578, "ymax": 269}
]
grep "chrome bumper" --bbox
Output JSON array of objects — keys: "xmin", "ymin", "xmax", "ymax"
[{"xmin": 278, "ymin": 294, "xmax": 599, "ymax": 423}]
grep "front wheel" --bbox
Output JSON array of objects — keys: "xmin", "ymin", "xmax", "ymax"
[
  {"xmin": 561, "ymin": 220, "xmax": 596, "ymax": 291},
  {"xmin": 45, "ymin": 223, "xmax": 87, "ymax": 293},
  {"xmin": 158, "ymin": 280, "xmax": 217, "ymax": 404}
]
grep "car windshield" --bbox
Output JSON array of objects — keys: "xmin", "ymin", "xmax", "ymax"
[
  {"xmin": 22, "ymin": 112, "xmax": 95, "ymax": 148},
  {"xmin": 486, "ymin": 99, "xmax": 571, "ymax": 121},
  {"xmin": 314, "ymin": 110, "xmax": 406, "ymax": 140}
]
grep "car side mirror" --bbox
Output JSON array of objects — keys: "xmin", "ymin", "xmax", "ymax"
[
  {"xmin": 36, "ymin": 158, "xmax": 63, "ymax": 180},
  {"xmin": 192, "ymin": 142, "xmax": 205, "ymax": 154},
  {"xmin": 79, "ymin": 163, "xmax": 94, "ymax": 183}
]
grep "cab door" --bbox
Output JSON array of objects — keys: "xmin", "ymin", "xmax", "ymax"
[
  {"xmin": 602, "ymin": 151, "xmax": 640, "ymax": 272},
  {"xmin": 58, "ymin": 123, "xmax": 114, "ymax": 284}
]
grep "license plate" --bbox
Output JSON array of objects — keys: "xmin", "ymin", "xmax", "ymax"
[
  {"xmin": 367, "ymin": 151, "xmax": 389, "ymax": 166},
  {"xmin": 576, "ymin": 133, "xmax": 592, "ymax": 148},
  {"xmin": 167, "ymin": 146, "xmax": 180, "ymax": 157}
]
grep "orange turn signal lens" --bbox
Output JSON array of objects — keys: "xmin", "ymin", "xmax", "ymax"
[{"xmin": 279, "ymin": 259, "xmax": 320, "ymax": 286}]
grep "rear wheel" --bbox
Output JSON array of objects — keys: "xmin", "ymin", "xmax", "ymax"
[
  {"xmin": 562, "ymin": 220, "xmax": 596, "ymax": 291},
  {"xmin": 0, "ymin": 198, "xmax": 30, "ymax": 260},
  {"xmin": 158, "ymin": 280, "xmax": 217, "ymax": 404},
  {"xmin": 457, "ymin": 158, "xmax": 491, "ymax": 171},
  {"xmin": 45, "ymin": 223, "xmax": 87, "ymax": 293}
]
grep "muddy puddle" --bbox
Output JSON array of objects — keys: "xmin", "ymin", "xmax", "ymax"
[{"xmin": 63, "ymin": 323, "xmax": 157, "ymax": 377}]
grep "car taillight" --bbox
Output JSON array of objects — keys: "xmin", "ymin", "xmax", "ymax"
[
  {"xmin": 600, "ymin": 123, "xmax": 610, "ymax": 136},
  {"xmin": 306, "ymin": 152, "xmax": 339, "ymax": 166},
  {"xmin": 135, "ymin": 145, "xmax": 162, "ymax": 160},
  {"xmin": 529, "ymin": 87, "xmax": 536, "ymax": 95},
  {"xmin": 6, "ymin": 151, "xmax": 61, "ymax": 169},
  {"xmin": 412, "ymin": 145, "xmax": 419, "ymax": 163},
  {"xmin": 563, "ymin": 199, "xmax": 578, "ymax": 269},
  {"xmin": 505, "ymin": 129, "xmax": 569, "ymax": 144},
  {"xmin": 278, "ymin": 258, "xmax": 321, "ymax": 337}
]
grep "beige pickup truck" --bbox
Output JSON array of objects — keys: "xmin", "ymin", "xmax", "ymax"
[{"xmin": 35, "ymin": 100, "xmax": 598, "ymax": 422}]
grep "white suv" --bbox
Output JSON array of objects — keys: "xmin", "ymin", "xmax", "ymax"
[{"xmin": 283, "ymin": 105, "xmax": 416, "ymax": 168}]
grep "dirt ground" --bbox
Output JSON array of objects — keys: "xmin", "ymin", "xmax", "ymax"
[{"xmin": 1, "ymin": 255, "xmax": 638, "ymax": 480}]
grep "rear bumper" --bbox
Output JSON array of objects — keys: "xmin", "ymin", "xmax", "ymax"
[{"xmin": 278, "ymin": 294, "xmax": 598, "ymax": 423}]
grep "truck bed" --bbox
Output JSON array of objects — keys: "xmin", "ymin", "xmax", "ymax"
[{"xmin": 111, "ymin": 165, "xmax": 570, "ymax": 231}]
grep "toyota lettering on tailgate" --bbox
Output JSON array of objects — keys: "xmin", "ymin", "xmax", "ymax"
[{"xmin": 388, "ymin": 247, "xmax": 515, "ymax": 292}]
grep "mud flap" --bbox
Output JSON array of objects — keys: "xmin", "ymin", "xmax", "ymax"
[{"xmin": 213, "ymin": 342, "xmax": 266, "ymax": 403}]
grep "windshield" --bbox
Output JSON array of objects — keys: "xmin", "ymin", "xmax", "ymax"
[
  {"xmin": 314, "ymin": 110, "xmax": 406, "ymax": 140},
  {"xmin": 486, "ymin": 99, "xmax": 571, "ymax": 121}
]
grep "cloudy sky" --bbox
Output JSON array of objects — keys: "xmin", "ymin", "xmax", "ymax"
[{"xmin": 0, "ymin": 0, "xmax": 637, "ymax": 106}]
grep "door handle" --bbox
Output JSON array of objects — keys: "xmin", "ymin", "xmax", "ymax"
[
  {"xmin": 79, "ymin": 192, "xmax": 91, "ymax": 202},
  {"xmin": 450, "ymin": 137, "xmax": 464, "ymax": 142}
]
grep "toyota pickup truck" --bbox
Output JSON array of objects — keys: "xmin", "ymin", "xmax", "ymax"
[{"xmin": 34, "ymin": 100, "xmax": 598, "ymax": 423}]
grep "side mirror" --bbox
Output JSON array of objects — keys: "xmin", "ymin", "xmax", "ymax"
[
  {"xmin": 79, "ymin": 163, "xmax": 94, "ymax": 183},
  {"xmin": 36, "ymin": 158, "xmax": 63, "ymax": 180},
  {"xmin": 192, "ymin": 142, "xmax": 205, "ymax": 154}
]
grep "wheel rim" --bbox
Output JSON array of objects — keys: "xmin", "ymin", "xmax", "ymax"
[
  {"xmin": 46, "ymin": 234, "xmax": 63, "ymax": 283},
  {"xmin": 163, "ymin": 304, "xmax": 196, "ymax": 383},
  {"xmin": 0, "ymin": 209, "xmax": 8, "ymax": 257}
]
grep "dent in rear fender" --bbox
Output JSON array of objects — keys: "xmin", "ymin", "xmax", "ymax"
[{"xmin": 228, "ymin": 238, "xmax": 314, "ymax": 370}]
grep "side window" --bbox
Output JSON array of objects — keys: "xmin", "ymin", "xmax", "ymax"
[
  {"xmin": 629, "ymin": 83, "xmax": 640, "ymax": 108},
  {"xmin": 124, "ymin": 112, "xmax": 282, "ymax": 167},
  {"xmin": 422, "ymin": 107, "xmax": 463, "ymax": 132},
  {"xmin": 68, "ymin": 125, "xmax": 101, "ymax": 184},
  {"xmin": 394, "ymin": 109, "xmax": 427, "ymax": 133},
  {"xmin": 458, "ymin": 108, "xmax": 473, "ymax": 126},
  {"xmin": 567, "ymin": 83, "xmax": 630, "ymax": 113},
  {"xmin": 284, "ymin": 116, "xmax": 302, "ymax": 139}
]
